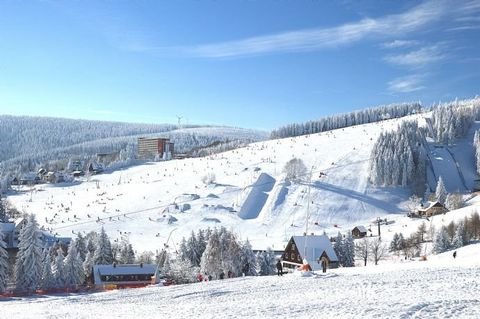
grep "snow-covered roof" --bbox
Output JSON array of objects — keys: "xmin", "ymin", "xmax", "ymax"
[
  {"xmin": 0, "ymin": 222, "xmax": 15, "ymax": 232},
  {"xmin": 419, "ymin": 201, "xmax": 444, "ymax": 211},
  {"xmin": 93, "ymin": 264, "xmax": 156, "ymax": 282},
  {"xmin": 354, "ymin": 226, "xmax": 368, "ymax": 233},
  {"xmin": 292, "ymin": 235, "xmax": 338, "ymax": 270}
]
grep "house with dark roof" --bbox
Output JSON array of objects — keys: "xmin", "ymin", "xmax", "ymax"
[
  {"xmin": 417, "ymin": 201, "xmax": 448, "ymax": 217},
  {"xmin": 281, "ymin": 235, "xmax": 338, "ymax": 271},
  {"xmin": 352, "ymin": 226, "xmax": 368, "ymax": 238}
]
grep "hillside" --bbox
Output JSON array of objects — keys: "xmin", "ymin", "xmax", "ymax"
[
  {"xmin": 6, "ymin": 111, "xmax": 480, "ymax": 253},
  {"xmin": 0, "ymin": 115, "xmax": 267, "ymax": 179}
]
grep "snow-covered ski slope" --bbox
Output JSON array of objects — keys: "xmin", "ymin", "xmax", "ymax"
[
  {"xmin": 7, "ymin": 114, "xmax": 478, "ymax": 251},
  {"xmin": 3, "ymin": 242, "xmax": 480, "ymax": 319}
]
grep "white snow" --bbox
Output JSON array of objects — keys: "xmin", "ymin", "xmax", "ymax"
[{"xmin": 2, "ymin": 243, "xmax": 479, "ymax": 318}]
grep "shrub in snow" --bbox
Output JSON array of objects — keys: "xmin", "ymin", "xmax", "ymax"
[
  {"xmin": 15, "ymin": 214, "xmax": 43, "ymax": 292},
  {"xmin": 201, "ymin": 172, "xmax": 216, "ymax": 185}
]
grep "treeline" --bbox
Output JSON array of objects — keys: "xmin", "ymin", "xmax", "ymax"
[
  {"xmin": 369, "ymin": 121, "xmax": 427, "ymax": 194},
  {"xmin": 270, "ymin": 102, "xmax": 422, "ymax": 139},
  {"xmin": 430, "ymin": 97, "xmax": 480, "ymax": 145},
  {"xmin": 162, "ymin": 227, "xmax": 277, "ymax": 284},
  {"xmin": 432, "ymin": 211, "xmax": 480, "ymax": 254}
]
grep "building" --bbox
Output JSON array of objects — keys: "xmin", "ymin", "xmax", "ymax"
[
  {"xmin": 417, "ymin": 201, "xmax": 448, "ymax": 217},
  {"xmin": 137, "ymin": 137, "xmax": 174, "ymax": 160},
  {"xmin": 352, "ymin": 226, "xmax": 368, "ymax": 238},
  {"xmin": 281, "ymin": 235, "xmax": 338, "ymax": 271},
  {"xmin": 92, "ymin": 263, "xmax": 157, "ymax": 288}
]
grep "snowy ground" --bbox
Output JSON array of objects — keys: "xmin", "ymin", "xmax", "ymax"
[{"xmin": 2, "ymin": 243, "xmax": 480, "ymax": 319}]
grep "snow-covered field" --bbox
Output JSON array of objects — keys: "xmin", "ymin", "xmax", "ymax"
[{"xmin": 2, "ymin": 243, "xmax": 479, "ymax": 319}]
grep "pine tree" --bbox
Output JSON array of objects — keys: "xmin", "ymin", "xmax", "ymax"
[
  {"xmin": 433, "ymin": 227, "xmax": 450, "ymax": 254},
  {"xmin": 74, "ymin": 233, "xmax": 87, "ymax": 262},
  {"xmin": 333, "ymin": 232, "xmax": 344, "ymax": 266},
  {"xmin": 256, "ymin": 248, "xmax": 276, "ymax": 276},
  {"xmin": 52, "ymin": 247, "xmax": 65, "ymax": 288},
  {"xmin": 64, "ymin": 243, "xmax": 84, "ymax": 288},
  {"xmin": 83, "ymin": 251, "xmax": 94, "ymax": 284},
  {"xmin": 240, "ymin": 239, "xmax": 257, "ymax": 276},
  {"xmin": 40, "ymin": 251, "xmax": 55, "ymax": 291},
  {"xmin": 435, "ymin": 177, "xmax": 447, "ymax": 205},
  {"xmin": 93, "ymin": 227, "xmax": 113, "ymax": 265},
  {"xmin": 15, "ymin": 214, "xmax": 43, "ymax": 292},
  {"xmin": 343, "ymin": 233, "xmax": 355, "ymax": 267},
  {"xmin": 452, "ymin": 222, "xmax": 467, "ymax": 249},
  {"xmin": 0, "ymin": 234, "xmax": 9, "ymax": 293},
  {"xmin": 390, "ymin": 233, "xmax": 400, "ymax": 253}
]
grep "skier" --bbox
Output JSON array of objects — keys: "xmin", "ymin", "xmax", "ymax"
[
  {"xmin": 453, "ymin": 251, "xmax": 457, "ymax": 259},
  {"xmin": 276, "ymin": 260, "xmax": 283, "ymax": 276}
]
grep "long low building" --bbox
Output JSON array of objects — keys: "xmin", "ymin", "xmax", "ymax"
[
  {"xmin": 92, "ymin": 263, "xmax": 157, "ymax": 288},
  {"xmin": 137, "ymin": 137, "xmax": 174, "ymax": 160}
]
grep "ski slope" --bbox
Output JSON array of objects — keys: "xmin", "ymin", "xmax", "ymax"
[
  {"xmin": 2, "ymin": 242, "xmax": 480, "ymax": 319},
  {"xmin": 6, "ymin": 114, "xmax": 474, "ymax": 252}
]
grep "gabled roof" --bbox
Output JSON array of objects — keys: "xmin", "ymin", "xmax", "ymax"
[
  {"xmin": 292, "ymin": 235, "xmax": 338, "ymax": 269},
  {"xmin": 354, "ymin": 226, "xmax": 368, "ymax": 233},
  {"xmin": 418, "ymin": 201, "xmax": 445, "ymax": 212}
]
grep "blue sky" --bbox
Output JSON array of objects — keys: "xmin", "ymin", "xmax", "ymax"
[{"xmin": 0, "ymin": 0, "xmax": 479, "ymax": 130}]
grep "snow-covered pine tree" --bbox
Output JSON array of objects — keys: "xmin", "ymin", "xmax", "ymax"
[
  {"xmin": 390, "ymin": 233, "xmax": 400, "ymax": 253},
  {"xmin": 40, "ymin": 251, "xmax": 55, "ymax": 291},
  {"xmin": 15, "ymin": 214, "xmax": 43, "ymax": 292},
  {"xmin": 63, "ymin": 243, "xmax": 84, "ymax": 288},
  {"xmin": 83, "ymin": 251, "xmax": 94, "ymax": 284},
  {"xmin": 343, "ymin": 233, "xmax": 355, "ymax": 267},
  {"xmin": 52, "ymin": 247, "xmax": 66, "ymax": 288},
  {"xmin": 435, "ymin": 177, "xmax": 447, "ymax": 205},
  {"xmin": 200, "ymin": 228, "xmax": 221, "ymax": 278},
  {"xmin": 118, "ymin": 238, "xmax": 135, "ymax": 264},
  {"xmin": 93, "ymin": 227, "xmax": 113, "ymax": 265},
  {"xmin": 452, "ymin": 221, "xmax": 467, "ymax": 249},
  {"xmin": 240, "ymin": 239, "xmax": 257, "ymax": 276},
  {"xmin": 256, "ymin": 248, "xmax": 276, "ymax": 276},
  {"xmin": 433, "ymin": 227, "xmax": 450, "ymax": 254},
  {"xmin": 333, "ymin": 232, "xmax": 344, "ymax": 266},
  {"xmin": 74, "ymin": 233, "xmax": 87, "ymax": 262},
  {"xmin": 0, "ymin": 234, "xmax": 9, "ymax": 293}
]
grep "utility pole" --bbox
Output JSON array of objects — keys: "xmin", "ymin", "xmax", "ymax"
[{"xmin": 377, "ymin": 217, "xmax": 381, "ymax": 240}]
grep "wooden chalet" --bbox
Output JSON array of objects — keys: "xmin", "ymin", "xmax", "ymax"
[
  {"xmin": 281, "ymin": 235, "xmax": 338, "ymax": 271},
  {"xmin": 417, "ymin": 201, "xmax": 448, "ymax": 217},
  {"xmin": 352, "ymin": 226, "xmax": 368, "ymax": 238}
]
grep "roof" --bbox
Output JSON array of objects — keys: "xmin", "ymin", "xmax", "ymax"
[
  {"xmin": 291, "ymin": 235, "xmax": 338, "ymax": 270},
  {"xmin": 94, "ymin": 264, "xmax": 156, "ymax": 276},
  {"xmin": 0, "ymin": 222, "xmax": 15, "ymax": 232},
  {"xmin": 418, "ymin": 201, "xmax": 444, "ymax": 212},
  {"xmin": 354, "ymin": 226, "xmax": 368, "ymax": 233}
]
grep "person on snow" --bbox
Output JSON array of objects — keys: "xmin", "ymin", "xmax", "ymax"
[
  {"xmin": 320, "ymin": 256, "xmax": 328, "ymax": 273},
  {"xmin": 276, "ymin": 260, "xmax": 283, "ymax": 276},
  {"xmin": 219, "ymin": 272, "xmax": 225, "ymax": 280},
  {"xmin": 453, "ymin": 251, "xmax": 457, "ymax": 259}
]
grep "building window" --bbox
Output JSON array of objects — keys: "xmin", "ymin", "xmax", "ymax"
[{"xmin": 291, "ymin": 252, "xmax": 296, "ymax": 260}]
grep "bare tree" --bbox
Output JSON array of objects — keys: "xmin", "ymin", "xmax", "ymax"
[
  {"xmin": 355, "ymin": 238, "xmax": 369, "ymax": 266},
  {"xmin": 407, "ymin": 195, "xmax": 421, "ymax": 216},
  {"xmin": 369, "ymin": 238, "xmax": 387, "ymax": 265},
  {"xmin": 416, "ymin": 221, "xmax": 427, "ymax": 242},
  {"xmin": 283, "ymin": 158, "xmax": 307, "ymax": 182}
]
